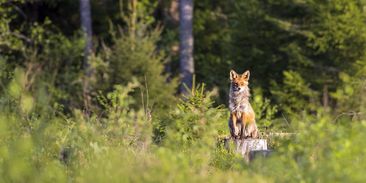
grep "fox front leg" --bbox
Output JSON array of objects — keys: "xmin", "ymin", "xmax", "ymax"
[
  {"xmin": 240, "ymin": 113, "xmax": 247, "ymax": 139},
  {"xmin": 250, "ymin": 122, "xmax": 259, "ymax": 138},
  {"xmin": 231, "ymin": 112, "xmax": 239, "ymax": 138}
]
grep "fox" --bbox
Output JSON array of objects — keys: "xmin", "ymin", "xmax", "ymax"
[{"xmin": 228, "ymin": 69, "xmax": 259, "ymax": 139}]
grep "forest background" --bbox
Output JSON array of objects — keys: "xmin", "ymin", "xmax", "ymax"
[{"xmin": 1, "ymin": 0, "xmax": 366, "ymax": 182}]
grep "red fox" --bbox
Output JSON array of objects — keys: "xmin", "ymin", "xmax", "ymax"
[{"xmin": 228, "ymin": 70, "xmax": 259, "ymax": 139}]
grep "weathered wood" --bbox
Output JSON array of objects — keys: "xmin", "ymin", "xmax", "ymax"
[
  {"xmin": 236, "ymin": 139, "xmax": 267, "ymax": 153},
  {"xmin": 223, "ymin": 137, "xmax": 269, "ymax": 162},
  {"xmin": 248, "ymin": 150, "xmax": 273, "ymax": 162},
  {"xmin": 235, "ymin": 138, "xmax": 267, "ymax": 162}
]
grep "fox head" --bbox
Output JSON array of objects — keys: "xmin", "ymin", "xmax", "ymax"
[{"xmin": 229, "ymin": 70, "xmax": 250, "ymax": 92}]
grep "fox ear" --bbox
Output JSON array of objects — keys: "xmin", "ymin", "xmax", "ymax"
[
  {"xmin": 230, "ymin": 70, "xmax": 238, "ymax": 80},
  {"xmin": 242, "ymin": 70, "xmax": 250, "ymax": 80}
]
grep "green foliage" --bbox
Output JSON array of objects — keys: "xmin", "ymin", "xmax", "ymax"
[
  {"xmin": 96, "ymin": 81, "xmax": 152, "ymax": 148},
  {"xmin": 190, "ymin": 0, "xmax": 366, "ymax": 116},
  {"xmin": 271, "ymin": 70, "xmax": 319, "ymax": 115},
  {"xmin": 2, "ymin": 76, "xmax": 366, "ymax": 182},
  {"xmin": 162, "ymin": 84, "xmax": 228, "ymax": 150},
  {"xmin": 0, "ymin": 126, "xmax": 67, "ymax": 183},
  {"xmin": 332, "ymin": 59, "xmax": 366, "ymax": 118},
  {"xmin": 107, "ymin": 16, "xmax": 177, "ymax": 112},
  {"xmin": 251, "ymin": 114, "xmax": 366, "ymax": 182},
  {"xmin": 252, "ymin": 87, "xmax": 278, "ymax": 130},
  {"xmin": 0, "ymin": 9, "xmax": 86, "ymax": 111},
  {"xmin": 193, "ymin": 1, "xmax": 232, "ymax": 104}
]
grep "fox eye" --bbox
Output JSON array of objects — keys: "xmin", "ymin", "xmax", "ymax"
[
  {"xmin": 240, "ymin": 82, "xmax": 244, "ymax": 85},
  {"xmin": 233, "ymin": 83, "xmax": 238, "ymax": 87}
]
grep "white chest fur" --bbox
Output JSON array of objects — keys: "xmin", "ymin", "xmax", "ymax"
[{"xmin": 229, "ymin": 87, "xmax": 251, "ymax": 117}]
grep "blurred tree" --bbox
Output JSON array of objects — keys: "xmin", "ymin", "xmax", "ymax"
[
  {"xmin": 80, "ymin": 0, "xmax": 93, "ymax": 112},
  {"xmin": 179, "ymin": 0, "xmax": 194, "ymax": 94}
]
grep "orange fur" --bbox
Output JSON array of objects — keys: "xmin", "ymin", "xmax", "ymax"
[{"xmin": 228, "ymin": 69, "xmax": 259, "ymax": 139}]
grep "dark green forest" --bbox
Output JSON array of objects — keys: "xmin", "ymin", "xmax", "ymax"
[{"xmin": 1, "ymin": 0, "xmax": 366, "ymax": 182}]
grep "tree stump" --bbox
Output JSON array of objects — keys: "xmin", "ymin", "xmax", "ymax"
[
  {"xmin": 248, "ymin": 150, "xmax": 273, "ymax": 162},
  {"xmin": 223, "ymin": 137, "xmax": 270, "ymax": 162},
  {"xmin": 236, "ymin": 138, "xmax": 268, "ymax": 162}
]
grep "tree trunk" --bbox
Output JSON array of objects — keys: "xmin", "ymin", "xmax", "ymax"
[
  {"xmin": 322, "ymin": 84, "xmax": 329, "ymax": 110},
  {"xmin": 80, "ymin": 0, "xmax": 93, "ymax": 112},
  {"xmin": 80, "ymin": 0, "xmax": 93, "ymax": 73},
  {"xmin": 129, "ymin": 0, "xmax": 137, "ymax": 44},
  {"xmin": 179, "ymin": 0, "xmax": 194, "ymax": 94}
]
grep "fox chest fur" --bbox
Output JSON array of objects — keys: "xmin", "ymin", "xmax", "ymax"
[{"xmin": 229, "ymin": 87, "xmax": 254, "ymax": 120}]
